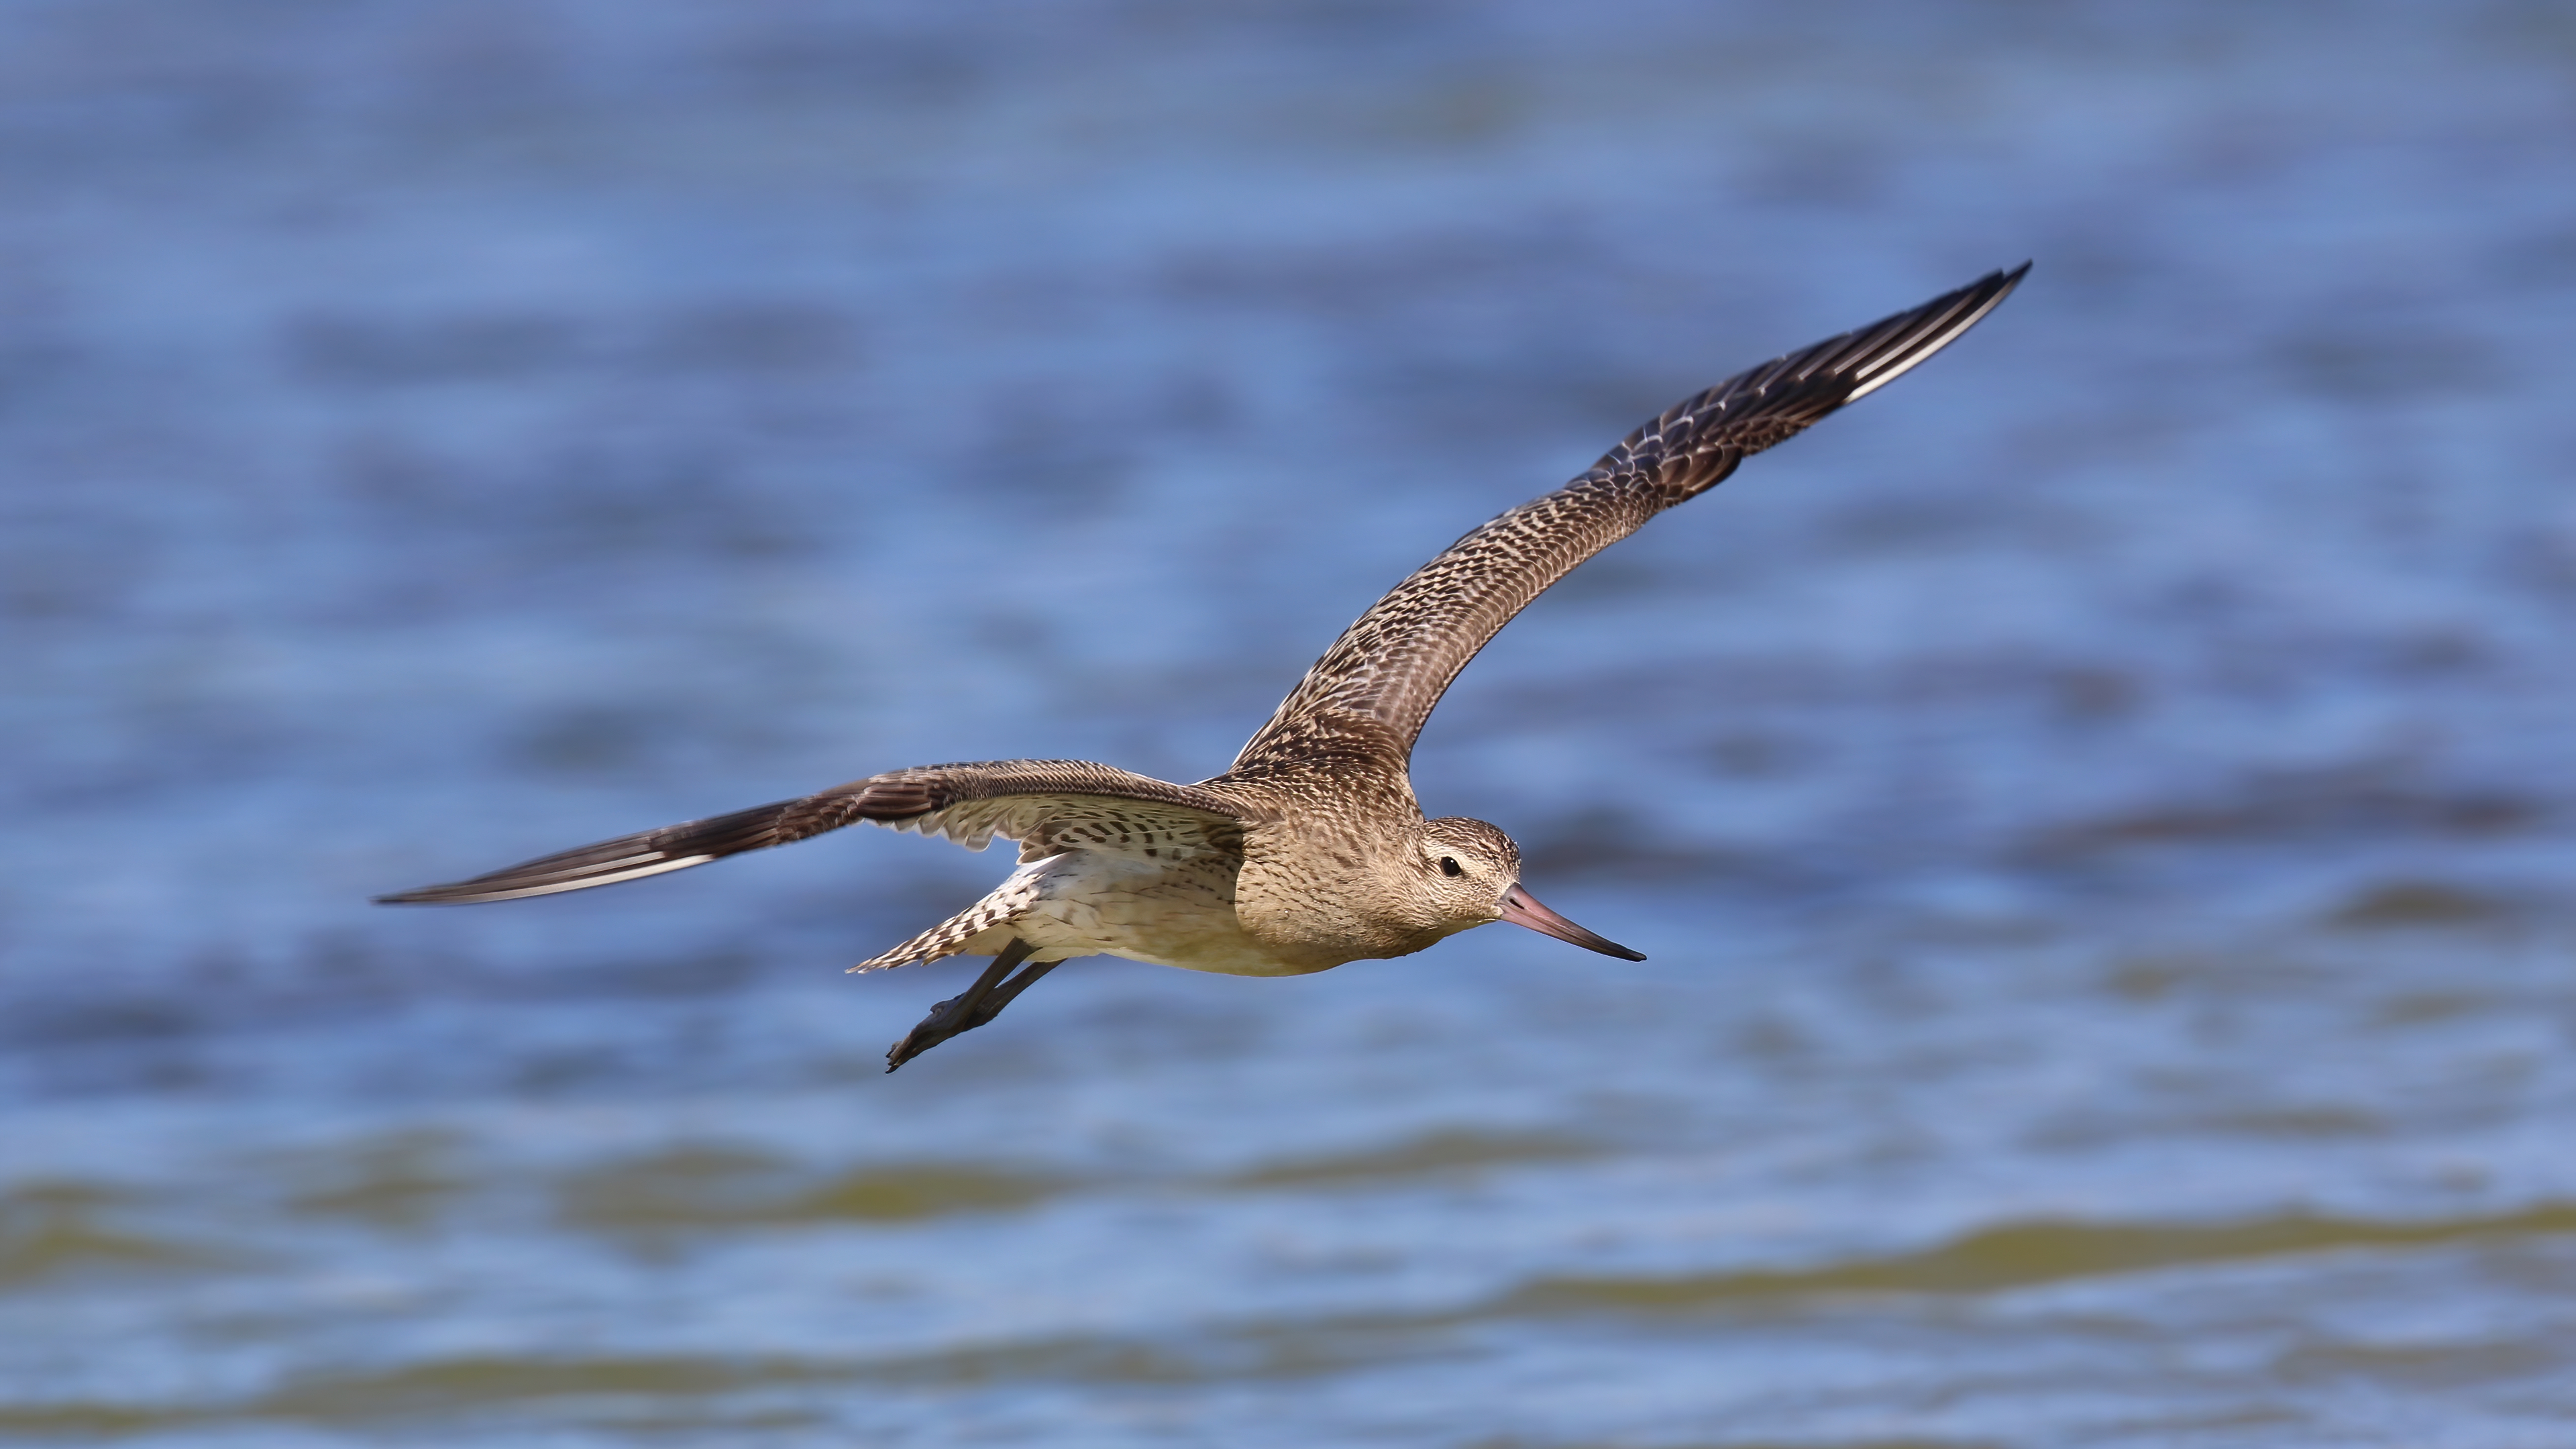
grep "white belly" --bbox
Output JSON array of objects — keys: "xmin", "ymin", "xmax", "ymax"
[{"xmin": 974, "ymin": 850, "xmax": 1343, "ymax": 977}]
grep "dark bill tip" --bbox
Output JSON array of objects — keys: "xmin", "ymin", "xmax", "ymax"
[{"xmin": 1497, "ymin": 885, "xmax": 1646, "ymax": 961}]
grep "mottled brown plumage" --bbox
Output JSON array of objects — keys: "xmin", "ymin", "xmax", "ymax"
[{"xmin": 380, "ymin": 265, "xmax": 2027, "ymax": 1067}]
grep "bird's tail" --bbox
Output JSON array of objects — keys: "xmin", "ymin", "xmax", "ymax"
[{"xmin": 847, "ymin": 859, "xmax": 1056, "ymax": 973}]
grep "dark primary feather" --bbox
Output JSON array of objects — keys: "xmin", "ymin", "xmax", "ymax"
[
  {"xmin": 377, "ymin": 760, "xmax": 1247, "ymax": 905},
  {"xmin": 1227, "ymin": 264, "xmax": 2027, "ymax": 775}
]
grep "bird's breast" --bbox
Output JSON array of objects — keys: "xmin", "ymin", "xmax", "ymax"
[{"xmin": 1228, "ymin": 819, "xmax": 1444, "ymax": 967}]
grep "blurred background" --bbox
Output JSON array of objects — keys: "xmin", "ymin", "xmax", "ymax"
[{"xmin": 5, "ymin": 1, "xmax": 2575, "ymax": 1444}]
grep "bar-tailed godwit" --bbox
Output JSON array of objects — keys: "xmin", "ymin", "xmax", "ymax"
[{"xmin": 382, "ymin": 265, "xmax": 2027, "ymax": 1068}]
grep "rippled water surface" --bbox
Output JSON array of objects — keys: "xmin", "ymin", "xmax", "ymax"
[{"xmin": 7, "ymin": 2, "xmax": 2576, "ymax": 1444}]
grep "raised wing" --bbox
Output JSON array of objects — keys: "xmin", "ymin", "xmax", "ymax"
[
  {"xmin": 1227, "ymin": 264, "xmax": 2027, "ymax": 777},
  {"xmin": 375, "ymin": 759, "xmax": 1246, "ymax": 905}
]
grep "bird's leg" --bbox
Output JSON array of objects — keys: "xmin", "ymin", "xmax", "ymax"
[
  {"xmin": 885, "ymin": 938, "xmax": 1030, "ymax": 1071},
  {"xmin": 885, "ymin": 937, "xmax": 1059, "ymax": 1071},
  {"xmin": 979, "ymin": 955, "xmax": 1060, "ymax": 1013}
]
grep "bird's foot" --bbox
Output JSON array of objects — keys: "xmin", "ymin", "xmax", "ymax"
[
  {"xmin": 885, "ymin": 989, "xmax": 1005, "ymax": 1071},
  {"xmin": 883, "ymin": 941, "xmax": 1056, "ymax": 1072}
]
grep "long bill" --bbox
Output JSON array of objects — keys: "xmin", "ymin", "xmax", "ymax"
[{"xmin": 1497, "ymin": 885, "xmax": 1646, "ymax": 961}]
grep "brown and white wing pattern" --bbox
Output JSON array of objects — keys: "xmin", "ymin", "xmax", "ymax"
[
  {"xmin": 1228, "ymin": 264, "xmax": 2027, "ymax": 775},
  {"xmin": 376, "ymin": 759, "xmax": 1247, "ymax": 905}
]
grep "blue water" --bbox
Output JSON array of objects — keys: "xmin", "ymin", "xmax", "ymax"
[{"xmin": 6, "ymin": 2, "xmax": 2576, "ymax": 1444}]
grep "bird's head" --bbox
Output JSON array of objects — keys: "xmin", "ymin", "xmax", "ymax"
[{"xmin": 1408, "ymin": 816, "xmax": 1646, "ymax": 961}]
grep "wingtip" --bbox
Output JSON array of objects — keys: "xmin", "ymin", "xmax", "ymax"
[
  {"xmin": 1961, "ymin": 258, "xmax": 2033, "ymax": 307},
  {"xmin": 371, "ymin": 884, "xmax": 506, "ymax": 906},
  {"xmin": 1930, "ymin": 260, "xmax": 2032, "ymax": 313},
  {"xmin": 372, "ymin": 883, "xmax": 475, "ymax": 905},
  {"xmin": 1832, "ymin": 260, "xmax": 2030, "ymax": 405},
  {"xmin": 1970, "ymin": 258, "xmax": 2033, "ymax": 310}
]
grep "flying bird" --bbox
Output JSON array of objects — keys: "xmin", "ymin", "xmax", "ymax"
[{"xmin": 380, "ymin": 265, "xmax": 2027, "ymax": 1069}]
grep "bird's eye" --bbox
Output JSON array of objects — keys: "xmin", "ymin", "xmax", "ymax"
[{"xmin": 1439, "ymin": 856, "xmax": 1463, "ymax": 877}]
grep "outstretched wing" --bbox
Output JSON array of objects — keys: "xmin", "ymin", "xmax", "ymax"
[
  {"xmin": 1226, "ymin": 264, "xmax": 2027, "ymax": 777},
  {"xmin": 375, "ymin": 759, "xmax": 1247, "ymax": 905}
]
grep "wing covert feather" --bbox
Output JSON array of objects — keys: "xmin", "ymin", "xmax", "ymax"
[{"xmin": 1229, "ymin": 265, "xmax": 2025, "ymax": 774}]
